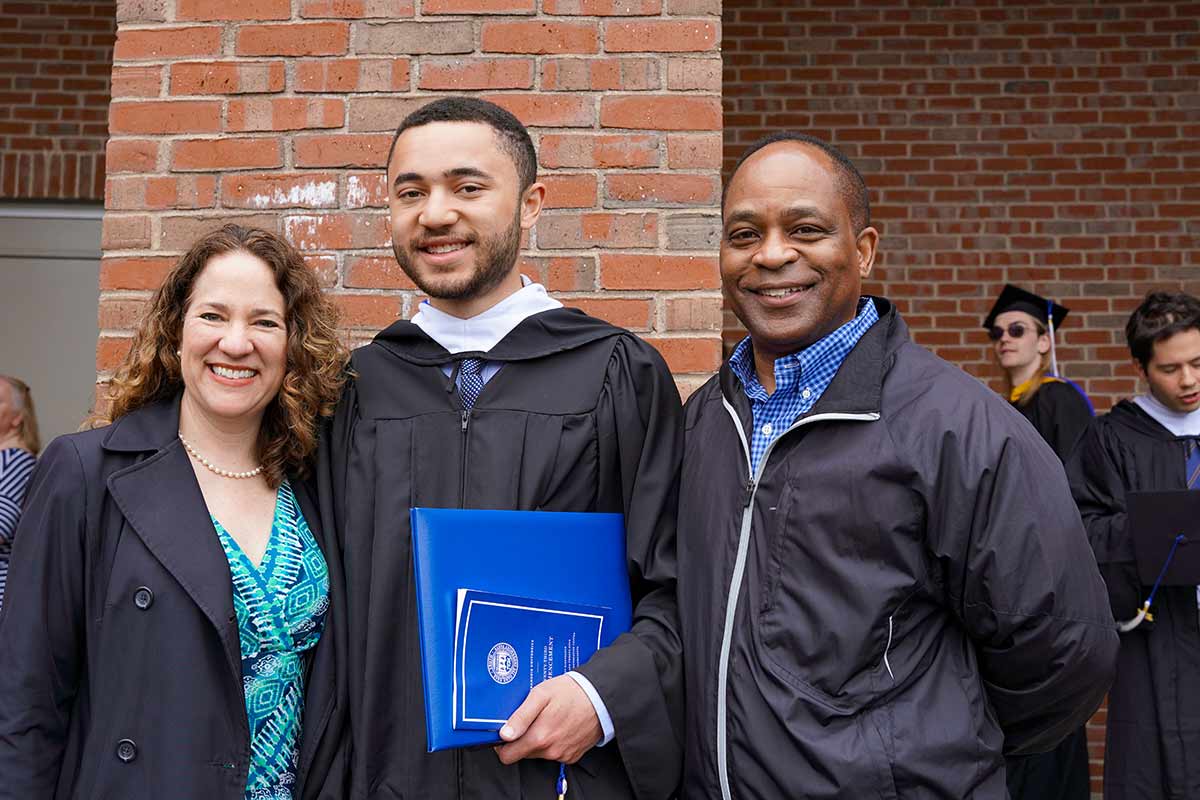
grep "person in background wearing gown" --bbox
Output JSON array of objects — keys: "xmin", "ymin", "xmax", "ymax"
[
  {"xmin": 986, "ymin": 284, "xmax": 1094, "ymax": 460},
  {"xmin": 1067, "ymin": 290, "xmax": 1200, "ymax": 800},
  {"xmin": 984, "ymin": 284, "xmax": 1094, "ymax": 800}
]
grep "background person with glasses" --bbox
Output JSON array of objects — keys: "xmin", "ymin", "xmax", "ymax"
[
  {"xmin": 983, "ymin": 284, "xmax": 1095, "ymax": 800},
  {"xmin": 985, "ymin": 284, "xmax": 1094, "ymax": 459}
]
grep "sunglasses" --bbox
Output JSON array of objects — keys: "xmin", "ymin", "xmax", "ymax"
[{"xmin": 988, "ymin": 322, "xmax": 1042, "ymax": 341}]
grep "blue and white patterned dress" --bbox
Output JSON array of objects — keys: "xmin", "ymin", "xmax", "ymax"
[
  {"xmin": 212, "ymin": 481, "xmax": 329, "ymax": 800},
  {"xmin": 0, "ymin": 446, "xmax": 37, "ymax": 610}
]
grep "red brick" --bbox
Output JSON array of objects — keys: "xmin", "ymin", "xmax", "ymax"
[
  {"xmin": 540, "ymin": 57, "xmax": 659, "ymax": 91},
  {"xmin": 601, "ymin": 95, "xmax": 721, "ymax": 131},
  {"xmin": 540, "ymin": 173, "xmax": 598, "ymax": 209},
  {"xmin": 481, "ymin": 21, "xmax": 598, "ymax": 54},
  {"xmin": 108, "ymin": 175, "xmax": 217, "ymax": 210},
  {"xmin": 300, "ymin": 0, "xmax": 415, "ymax": 17},
  {"xmin": 176, "ymin": 0, "xmax": 291, "ymax": 20},
  {"xmin": 343, "ymin": 173, "xmax": 388, "ymax": 208},
  {"xmin": 97, "ymin": 337, "xmax": 134, "ymax": 373},
  {"xmin": 519, "ymin": 255, "xmax": 597, "ymax": 291},
  {"xmin": 348, "ymin": 96, "xmax": 430, "ymax": 132},
  {"xmin": 667, "ymin": 57, "xmax": 721, "ymax": 91},
  {"xmin": 600, "ymin": 254, "xmax": 718, "ymax": 289},
  {"xmin": 645, "ymin": 336, "xmax": 721, "ymax": 373},
  {"xmin": 99, "ymin": 256, "xmax": 177, "ymax": 290},
  {"xmin": 537, "ymin": 212, "xmax": 658, "ymax": 249},
  {"xmin": 111, "ymin": 66, "xmax": 163, "ymax": 98},
  {"xmin": 293, "ymin": 133, "xmax": 391, "ymax": 168},
  {"xmin": 484, "ymin": 93, "xmax": 594, "ymax": 127},
  {"xmin": 172, "ymin": 138, "xmax": 283, "ymax": 171},
  {"xmin": 101, "ymin": 214, "xmax": 152, "ymax": 250},
  {"xmin": 114, "ymin": 27, "xmax": 222, "ymax": 60},
  {"xmin": 296, "ymin": 58, "xmax": 410, "ymax": 92},
  {"xmin": 227, "ymin": 98, "xmax": 344, "ymax": 132},
  {"xmin": 605, "ymin": 20, "xmax": 718, "ymax": 53},
  {"xmin": 424, "ymin": 0, "xmax": 534, "ymax": 12},
  {"xmin": 539, "ymin": 133, "xmax": 660, "ymax": 169},
  {"xmin": 334, "ymin": 293, "xmax": 401, "ymax": 329},
  {"xmin": 345, "ymin": 255, "xmax": 417, "ymax": 289},
  {"xmin": 221, "ymin": 173, "xmax": 341, "ymax": 209},
  {"xmin": 169, "ymin": 62, "xmax": 286, "ymax": 95},
  {"xmin": 419, "ymin": 58, "xmax": 534, "ymax": 91},
  {"xmin": 667, "ymin": 133, "xmax": 722, "ymax": 169},
  {"xmin": 566, "ymin": 297, "xmax": 653, "ymax": 330},
  {"xmin": 98, "ymin": 297, "xmax": 150, "ymax": 331},
  {"xmin": 543, "ymin": 0, "xmax": 661, "ymax": 12},
  {"xmin": 283, "ymin": 212, "xmax": 389, "ymax": 251},
  {"xmin": 106, "ymin": 139, "xmax": 159, "ymax": 173},
  {"xmin": 605, "ymin": 173, "xmax": 719, "ymax": 205},
  {"xmin": 236, "ymin": 23, "xmax": 350, "ymax": 57},
  {"xmin": 666, "ymin": 296, "xmax": 723, "ymax": 331},
  {"xmin": 110, "ymin": 100, "xmax": 221, "ymax": 134}
]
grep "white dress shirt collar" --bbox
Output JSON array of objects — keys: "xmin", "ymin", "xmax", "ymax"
[
  {"xmin": 410, "ymin": 276, "xmax": 563, "ymax": 355},
  {"xmin": 1133, "ymin": 393, "xmax": 1200, "ymax": 437}
]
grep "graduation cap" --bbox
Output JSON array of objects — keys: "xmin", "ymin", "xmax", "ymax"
[{"xmin": 982, "ymin": 284, "xmax": 1071, "ymax": 376}]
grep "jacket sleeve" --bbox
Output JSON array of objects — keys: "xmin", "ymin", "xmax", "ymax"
[
  {"xmin": 574, "ymin": 336, "xmax": 684, "ymax": 800},
  {"xmin": 0, "ymin": 437, "xmax": 89, "ymax": 796},
  {"xmin": 920, "ymin": 399, "xmax": 1118, "ymax": 756},
  {"xmin": 1065, "ymin": 419, "xmax": 1142, "ymax": 624}
]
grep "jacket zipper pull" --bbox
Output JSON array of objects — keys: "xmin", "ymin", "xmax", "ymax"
[
  {"xmin": 742, "ymin": 478, "xmax": 755, "ymax": 508},
  {"xmin": 461, "ymin": 411, "xmax": 469, "ymax": 433}
]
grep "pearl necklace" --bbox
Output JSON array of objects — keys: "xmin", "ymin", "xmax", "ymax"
[{"xmin": 178, "ymin": 434, "xmax": 264, "ymax": 479}]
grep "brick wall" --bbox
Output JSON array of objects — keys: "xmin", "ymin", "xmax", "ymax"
[
  {"xmin": 101, "ymin": 0, "xmax": 723, "ymax": 395},
  {"xmin": 0, "ymin": 1, "xmax": 116, "ymax": 200},
  {"xmin": 723, "ymin": 0, "xmax": 1200, "ymax": 416}
]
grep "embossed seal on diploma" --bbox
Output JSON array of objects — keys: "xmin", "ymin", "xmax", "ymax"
[{"xmin": 486, "ymin": 642, "xmax": 519, "ymax": 685}]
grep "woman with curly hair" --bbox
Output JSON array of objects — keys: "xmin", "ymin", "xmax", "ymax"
[{"xmin": 0, "ymin": 224, "xmax": 349, "ymax": 800}]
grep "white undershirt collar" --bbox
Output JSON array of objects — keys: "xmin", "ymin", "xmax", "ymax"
[
  {"xmin": 410, "ymin": 276, "xmax": 562, "ymax": 355},
  {"xmin": 1133, "ymin": 393, "xmax": 1200, "ymax": 437}
]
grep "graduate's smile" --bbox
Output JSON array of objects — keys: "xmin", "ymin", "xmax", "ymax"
[{"xmin": 416, "ymin": 236, "xmax": 475, "ymax": 267}]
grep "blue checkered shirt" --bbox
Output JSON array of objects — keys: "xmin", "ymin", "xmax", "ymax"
[{"xmin": 729, "ymin": 297, "xmax": 879, "ymax": 476}]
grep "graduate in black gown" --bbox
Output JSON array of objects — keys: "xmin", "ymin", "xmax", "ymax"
[{"xmin": 984, "ymin": 284, "xmax": 1095, "ymax": 800}]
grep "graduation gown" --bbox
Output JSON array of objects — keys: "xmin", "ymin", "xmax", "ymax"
[
  {"xmin": 1067, "ymin": 400, "xmax": 1200, "ymax": 800},
  {"xmin": 1006, "ymin": 377, "xmax": 1095, "ymax": 800},
  {"xmin": 1012, "ymin": 377, "xmax": 1094, "ymax": 461},
  {"xmin": 318, "ymin": 308, "xmax": 684, "ymax": 800}
]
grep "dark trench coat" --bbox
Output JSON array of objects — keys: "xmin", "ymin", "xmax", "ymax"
[{"xmin": 0, "ymin": 397, "xmax": 347, "ymax": 800}]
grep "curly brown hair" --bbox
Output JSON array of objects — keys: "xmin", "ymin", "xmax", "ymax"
[{"xmin": 97, "ymin": 224, "xmax": 347, "ymax": 487}]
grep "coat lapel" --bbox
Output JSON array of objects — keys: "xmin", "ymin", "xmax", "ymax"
[{"xmin": 104, "ymin": 401, "xmax": 242, "ymax": 682}]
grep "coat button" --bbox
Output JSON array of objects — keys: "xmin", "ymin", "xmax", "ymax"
[
  {"xmin": 133, "ymin": 587, "xmax": 153, "ymax": 610},
  {"xmin": 116, "ymin": 739, "xmax": 137, "ymax": 762}
]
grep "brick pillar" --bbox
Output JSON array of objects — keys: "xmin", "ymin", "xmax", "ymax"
[{"xmin": 101, "ymin": 0, "xmax": 723, "ymax": 396}]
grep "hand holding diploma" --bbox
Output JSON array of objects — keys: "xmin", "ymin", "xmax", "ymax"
[{"xmin": 494, "ymin": 674, "xmax": 602, "ymax": 765}]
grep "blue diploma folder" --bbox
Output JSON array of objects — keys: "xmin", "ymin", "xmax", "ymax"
[
  {"xmin": 411, "ymin": 507, "xmax": 632, "ymax": 752},
  {"xmin": 453, "ymin": 590, "xmax": 607, "ymax": 731}
]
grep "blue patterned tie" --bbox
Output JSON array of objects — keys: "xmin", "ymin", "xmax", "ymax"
[
  {"xmin": 457, "ymin": 357, "xmax": 486, "ymax": 412},
  {"xmin": 1187, "ymin": 438, "xmax": 1200, "ymax": 489}
]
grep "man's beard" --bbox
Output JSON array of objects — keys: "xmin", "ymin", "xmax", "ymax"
[{"xmin": 392, "ymin": 212, "xmax": 522, "ymax": 302}]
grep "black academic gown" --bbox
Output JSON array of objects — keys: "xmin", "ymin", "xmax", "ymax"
[
  {"xmin": 1005, "ymin": 378, "xmax": 1095, "ymax": 800},
  {"xmin": 318, "ymin": 308, "xmax": 684, "ymax": 800},
  {"xmin": 1067, "ymin": 401, "xmax": 1200, "ymax": 800},
  {"xmin": 1013, "ymin": 378, "xmax": 1094, "ymax": 461}
]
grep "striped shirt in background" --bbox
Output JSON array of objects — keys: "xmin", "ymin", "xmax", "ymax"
[{"xmin": 0, "ymin": 447, "xmax": 37, "ymax": 610}]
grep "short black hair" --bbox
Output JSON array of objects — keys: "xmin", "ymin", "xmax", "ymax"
[
  {"xmin": 1126, "ymin": 291, "xmax": 1200, "ymax": 368},
  {"xmin": 724, "ymin": 132, "xmax": 871, "ymax": 233},
  {"xmin": 387, "ymin": 97, "xmax": 538, "ymax": 192}
]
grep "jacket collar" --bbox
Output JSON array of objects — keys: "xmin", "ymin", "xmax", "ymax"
[
  {"xmin": 103, "ymin": 395, "xmax": 243, "ymax": 684},
  {"xmin": 1109, "ymin": 398, "xmax": 1184, "ymax": 441},
  {"xmin": 373, "ymin": 307, "xmax": 624, "ymax": 366},
  {"xmin": 719, "ymin": 297, "xmax": 899, "ymax": 420}
]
